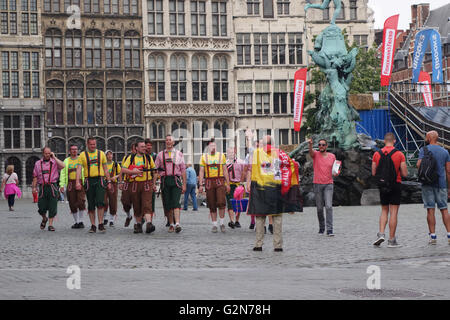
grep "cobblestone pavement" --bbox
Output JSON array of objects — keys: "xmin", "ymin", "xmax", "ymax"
[{"xmin": 0, "ymin": 199, "xmax": 449, "ymax": 300}]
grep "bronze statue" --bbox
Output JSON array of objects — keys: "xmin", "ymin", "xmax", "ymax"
[{"xmin": 305, "ymin": 0, "xmax": 342, "ymax": 25}]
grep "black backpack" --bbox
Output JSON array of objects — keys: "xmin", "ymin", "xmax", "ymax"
[
  {"xmin": 375, "ymin": 148, "xmax": 399, "ymax": 192},
  {"xmin": 418, "ymin": 146, "xmax": 438, "ymax": 185}
]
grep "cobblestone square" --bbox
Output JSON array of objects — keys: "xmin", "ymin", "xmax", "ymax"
[{"xmin": 0, "ymin": 199, "xmax": 449, "ymax": 300}]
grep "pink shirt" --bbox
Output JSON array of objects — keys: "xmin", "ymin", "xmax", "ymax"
[
  {"xmin": 312, "ymin": 150, "xmax": 336, "ymax": 185},
  {"xmin": 33, "ymin": 159, "xmax": 60, "ymax": 185},
  {"xmin": 154, "ymin": 149, "xmax": 186, "ymax": 177},
  {"xmin": 226, "ymin": 158, "xmax": 245, "ymax": 183}
]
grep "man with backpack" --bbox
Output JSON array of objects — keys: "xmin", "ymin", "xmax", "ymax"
[
  {"xmin": 416, "ymin": 131, "xmax": 450, "ymax": 245},
  {"xmin": 372, "ymin": 132, "xmax": 408, "ymax": 247},
  {"xmin": 103, "ymin": 150, "xmax": 121, "ymax": 227}
]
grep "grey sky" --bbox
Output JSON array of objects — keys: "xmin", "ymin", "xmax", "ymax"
[{"xmin": 367, "ymin": 0, "xmax": 449, "ymax": 30}]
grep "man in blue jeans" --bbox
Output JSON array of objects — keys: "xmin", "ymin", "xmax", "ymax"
[
  {"xmin": 417, "ymin": 131, "xmax": 450, "ymax": 245},
  {"xmin": 183, "ymin": 164, "xmax": 198, "ymax": 211}
]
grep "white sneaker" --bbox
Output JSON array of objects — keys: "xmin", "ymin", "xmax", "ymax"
[
  {"xmin": 387, "ymin": 237, "xmax": 402, "ymax": 248},
  {"xmin": 429, "ymin": 235, "xmax": 437, "ymax": 245},
  {"xmin": 373, "ymin": 233, "xmax": 385, "ymax": 246}
]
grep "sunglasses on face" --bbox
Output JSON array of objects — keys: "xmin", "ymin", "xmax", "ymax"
[{"xmin": 318, "ymin": 144, "xmax": 327, "ymax": 147}]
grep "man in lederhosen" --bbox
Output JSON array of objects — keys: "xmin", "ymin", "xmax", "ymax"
[
  {"xmin": 225, "ymin": 147, "xmax": 246, "ymax": 229},
  {"xmin": 120, "ymin": 143, "xmax": 136, "ymax": 227},
  {"xmin": 155, "ymin": 134, "xmax": 187, "ymax": 233},
  {"xmin": 76, "ymin": 137, "xmax": 112, "ymax": 233},
  {"xmin": 32, "ymin": 147, "xmax": 65, "ymax": 231},
  {"xmin": 198, "ymin": 138, "xmax": 231, "ymax": 233},
  {"xmin": 59, "ymin": 144, "xmax": 86, "ymax": 229},
  {"xmin": 104, "ymin": 150, "xmax": 121, "ymax": 227},
  {"xmin": 121, "ymin": 140, "xmax": 157, "ymax": 234},
  {"xmin": 144, "ymin": 139, "xmax": 158, "ymax": 233}
]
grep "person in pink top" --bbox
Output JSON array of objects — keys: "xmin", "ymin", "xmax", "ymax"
[
  {"xmin": 225, "ymin": 147, "xmax": 246, "ymax": 229},
  {"xmin": 154, "ymin": 134, "xmax": 187, "ymax": 233},
  {"xmin": 308, "ymin": 138, "xmax": 337, "ymax": 236},
  {"xmin": 31, "ymin": 147, "xmax": 65, "ymax": 231}
]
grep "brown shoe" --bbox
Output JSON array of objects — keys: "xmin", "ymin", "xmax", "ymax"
[
  {"xmin": 168, "ymin": 225, "xmax": 175, "ymax": 233},
  {"xmin": 134, "ymin": 223, "xmax": 143, "ymax": 234},
  {"xmin": 124, "ymin": 216, "xmax": 132, "ymax": 227},
  {"xmin": 175, "ymin": 225, "xmax": 182, "ymax": 233}
]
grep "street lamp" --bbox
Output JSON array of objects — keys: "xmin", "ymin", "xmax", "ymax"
[{"xmin": 47, "ymin": 128, "xmax": 53, "ymax": 138}]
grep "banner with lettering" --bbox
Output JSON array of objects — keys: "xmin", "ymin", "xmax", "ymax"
[
  {"xmin": 293, "ymin": 68, "xmax": 307, "ymax": 132},
  {"xmin": 380, "ymin": 15, "xmax": 399, "ymax": 86},
  {"xmin": 419, "ymin": 71, "xmax": 433, "ymax": 107},
  {"xmin": 412, "ymin": 29, "xmax": 443, "ymax": 83}
]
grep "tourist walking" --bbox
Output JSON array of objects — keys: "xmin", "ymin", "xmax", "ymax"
[
  {"xmin": 198, "ymin": 138, "xmax": 231, "ymax": 233},
  {"xmin": 32, "ymin": 147, "xmax": 65, "ymax": 231},
  {"xmin": 372, "ymin": 132, "xmax": 408, "ymax": 247},
  {"xmin": 120, "ymin": 143, "xmax": 136, "ymax": 227},
  {"xmin": 225, "ymin": 147, "xmax": 245, "ymax": 228},
  {"xmin": 308, "ymin": 138, "xmax": 338, "ymax": 236},
  {"xmin": 76, "ymin": 137, "xmax": 112, "ymax": 233},
  {"xmin": 416, "ymin": 131, "xmax": 450, "ymax": 245},
  {"xmin": 155, "ymin": 135, "xmax": 186, "ymax": 233},
  {"xmin": 59, "ymin": 144, "xmax": 86, "ymax": 229},
  {"xmin": 145, "ymin": 139, "xmax": 159, "ymax": 227},
  {"xmin": 1, "ymin": 165, "xmax": 20, "ymax": 211},
  {"xmin": 183, "ymin": 164, "xmax": 198, "ymax": 211},
  {"xmin": 103, "ymin": 150, "xmax": 121, "ymax": 227}
]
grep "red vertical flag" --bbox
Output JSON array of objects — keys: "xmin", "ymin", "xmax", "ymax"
[
  {"xmin": 419, "ymin": 71, "xmax": 433, "ymax": 107},
  {"xmin": 380, "ymin": 14, "xmax": 399, "ymax": 86},
  {"xmin": 293, "ymin": 68, "xmax": 307, "ymax": 132}
]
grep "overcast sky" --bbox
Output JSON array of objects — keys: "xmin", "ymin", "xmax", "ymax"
[{"xmin": 367, "ymin": 0, "xmax": 449, "ymax": 30}]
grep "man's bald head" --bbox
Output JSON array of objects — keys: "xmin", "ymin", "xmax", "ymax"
[{"xmin": 426, "ymin": 131, "xmax": 439, "ymax": 144}]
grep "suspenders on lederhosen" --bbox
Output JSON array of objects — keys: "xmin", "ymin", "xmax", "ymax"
[
  {"xmin": 67, "ymin": 167, "xmax": 77, "ymax": 192},
  {"xmin": 130, "ymin": 154, "xmax": 152, "ymax": 193},
  {"xmin": 84, "ymin": 150, "xmax": 101, "ymax": 191},
  {"xmin": 205, "ymin": 153, "xmax": 224, "ymax": 190},
  {"xmin": 39, "ymin": 160, "xmax": 58, "ymax": 199},
  {"xmin": 161, "ymin": 150, "xmax": 183, "ymax": 190}
]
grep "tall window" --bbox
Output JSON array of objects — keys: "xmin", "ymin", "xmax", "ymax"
[
  {"xmin": 255, "ymin": 81, "xmax": 270, "ymax": 114},
  {"xmin": 354, "ymin": 35, "xmax": 368, "ymax": 52},
  {"xmin": 107, "ymin": 137, "xmax": 125, "ymax": 162},
  {"xmin": 23, "ymin": 51, "xmax": 38, "ymax": 98},
  {"xmin": 124, "ymin": 31, "xmax": 140, "ymax": 69},
  {"xmin": 85, "ymin": 29, "xmax": 101, "ymax": 68},
  {"xmin": 86, "ymin": 80, "xmax": 103, "ymax": 124},
  {"xmin": 125, "ymin": 80, "xmax": 142, "ymax": 124},
  {"xmin": 350, "ymin": 0, "xmax": 357, "ymax": 20},
  {"xmin": 66, "ymin": 80, "xmax": 84, "ymax": 125},
  {"xmin": 212, "ymin": 0, "xmax": 226, "ymax": 36},
  {"xmin": 237, "ymin": 80, "xmax": 252, "ymax": 115},
  {"xmin": 277, "ymin": 0, "xmax": 289, "ymax": 15},
  {"xmin": 21, "ymin": 1, "xmax": 37, "ymax": 35},
  {"xmin": 45, "ymin": 29, "xmax": 62, "ymax": 67},
  {"xmin": 104, "ymin": 0, "xmax": 119, "ymax": 14},
  {"xmin": 148, "ymin": 54, "xmax": 165, "ymax": 101},
  {"xmin": 1, "ymin": 11, "xmax": 7, "ymax": 34},
  {"xmin": 191, "ymin": 0, "xmax": 206, "ymax": 36},
  {"xmin": 213, "ymin": 56, "xmax": 228, "ymax": 101},
  {"xmin": 323, "ymin": 6, "xmax": 329, "ymax": 20},
  {"xmin": 336, "ymin": 3, "xmax": 344, "ymax": 20},
  {"xmin": 105, "ymin": 30, "xmax": 121, "ymax": 68},
  {"xmin": 3, "ymin": 115, "xmax": 20, "ymax": 149},
  {"xmin": 263, "ymin": 0, "xmax": 273, "ymax": 18},
  {"xmin": 247, "ymin": 0, "xmax": 259, "ymax": 15},
  {"xmin": 64, "ymin": 0, "xmax": 80, "ymax": 11},
  {"xmin": 273, "ymin": 80, "xmax": 287, "ymax": 114},
  {"xmin": 254, "ymin": 33, "xmax": 268, "ymax": 65},
  {"xmin": 1, "ymin": 51, "xmax": 18, "ymax": 98},
  {"xmin": 170, "ymin": 54, "xmax": 187, "ymax": 101},
  {"xmin": 150, "ymin": 121, "xmax": 166, "ymax": 153},
  {"xmin": 44, "ymin": 0, "xmax": 60, "ymax": 12},
  {"xmin": 106, "ymin": 80, "xmax": 123, "ymax": 124},
  {"xmin": 31, "ymin": 52, "xmax": 39, "ymax": 97},
  {"xmin": 84, "ymin": 0, "xmax": 100, "ymax": 13},
  {"xmin": 214, "ymin": 120, "xmax": 229, "ymax": 152},
  {"xmin": 46, "ymin": 80, "xmax": 64, "ymax": 125},
  {"xmin": 236, "ymin": 33, "xmax": 251, "ymax": 65},
  {"xmin": 271, "ymin": 33, "xmax": 285, "ymax": 65},
  {"xmin": 193, "ymin": 120, "xmax": 208, "ymax": 161},
  {"xmin": 123, "ymin": 0, "xmax": 138, "ymax": 15},
  {"xmin": 192, "ymin": 55, "xmax": 207, "ymax": 101},
  {"xmin": 277, "ymin": 129, "xmax": 289, "ymax": 145},
  {"xmin": 169, "ymin": 0, "xmax": 185, "ymax": 36},
  {"xmin": 24, "ymin": 115, "xmax": 41, "ymax": 149},
  {"xmin": 147, "ymin": 0, "xmax": 163, "ymax": 35},
  {"xmin": 288, "ymin": 33, "xmax": 302, "ymax": 65},
  {"xmin": 65, "ymin": 30, "xmax": 82, "ymax": 68}
]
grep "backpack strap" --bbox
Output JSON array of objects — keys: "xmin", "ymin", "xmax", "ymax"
[
  {"xmin": 85, "ymin": 151, "xmax": 90, "ymax": 178},
  {"xmin": 97, "ymin": 150, "xmax": 100, "ymax": 176}
]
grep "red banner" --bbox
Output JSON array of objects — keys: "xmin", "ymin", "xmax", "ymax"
[
  {"xmin": 419, "ymin": 71, "xmax": 433, "ymax": 107},
  {"xmin": 380, "ymin": 14, "xmax": 399, "ymax": 86},
  {"xmin": 293, "ymin": 68, "xmax": 307, "ymax": 132}
]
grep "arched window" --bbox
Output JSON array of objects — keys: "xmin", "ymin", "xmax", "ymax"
[
  {"xmin": 85, "ymin": 29, "xmax": 102, "ymax": 68},
  {"xmin": 193, "ymin": 119, "xmax": 209, "ymax": 164},
  {"xmin": 336, "ymin": 3, "xmax": 345, "ymax": 20},
  {"xmin": 105, "ymin": 30, "xmax": 121, "ymax": 68},
  {"xmin": 170, "ymin": 54, "xmax": 187, "ymax": 101},
  {"xmin": 192, "ymin": 55, "xmax": 208, "ymax": 101},
  {"xmin": 68, "ymin": 137, "xmax": 86, "ymax": 152},
  {"xmin": 125, "ymin": 80, "xmax": 142, "ymax": 124},
  {"xmin": 64, "ymin": 0, "xmax": 80, "ymax": 11},
  {"xmin": 45, "ymin": 28, "xmax": 62, "ymax": 67},
  {"xmin": 86, "ymin": 80, "xmax": 103, "ymax": 125},
  {"xmin": 46, "ymin": 80, "xmax": 64, "ymax": 125},
  {"xmin": 127, "ymin": 136, "xmax": 141, "ymax": 153},
  {"xmin": 171, "ymin": 120, "xmax": 187, "ymax": 139},
  {"xmin": 150, "ymin": 121, "xmax": 166, "ymax": 153},
  {"xmin": 5, "ymin": 157, "xmax": 21, "ymax": 185},
  {"xmin": 26, "ymin": 156, "xmax": 40, "ymax": 185},
  {"xmin": 66, "ymin": 80, "xmax": 84, "ymax": 125},
  {"xmin": 64, "ymin": 30, "xmax": 81, "ymax": 68},
  {"xmin": 48, "ymin": 137, "xmax": 66, "ymax": 160},
  {"xmin": 214, "ymin": 119, "xmax": 229, "ymax": 152},
  {"xmin": 124, "ymin": 30, "xmax": 140, "ymax": 69},
  {"xmin": 148, "ymin": 54, "xmax": 165, "ymax": 101},
  {"xmin": 107, "ymin": 137, "xmax": 125, "ymax": 162},
  {"xmin": 213, "ymin": 56, "xmax": 228, "ymax": 101},
  {"xmin": 106, "ymin": 80, "xmax": 123, "ymax": 124}
]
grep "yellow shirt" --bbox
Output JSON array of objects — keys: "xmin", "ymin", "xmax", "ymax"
[
  {"xmin": 106, "ymin": 162, "xmax": 121, "ymax": 177},
  {"xmin": 67, "ymin": 157, "xmax": 83, "ymax": 180},
  {"xmin": 250, "ymin": 148, "xmax": 282, "ymax": 187},
  {"xmin": 80, "ymin": 150, "xmax": 107, "ymax": 178},
  {"xmin": 122, "ymin": 154, "xmax": 155, "ymax": 182},
  {"xmin": 200, "ymin": 153, "xmax": 226, "ymax": 178}
]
